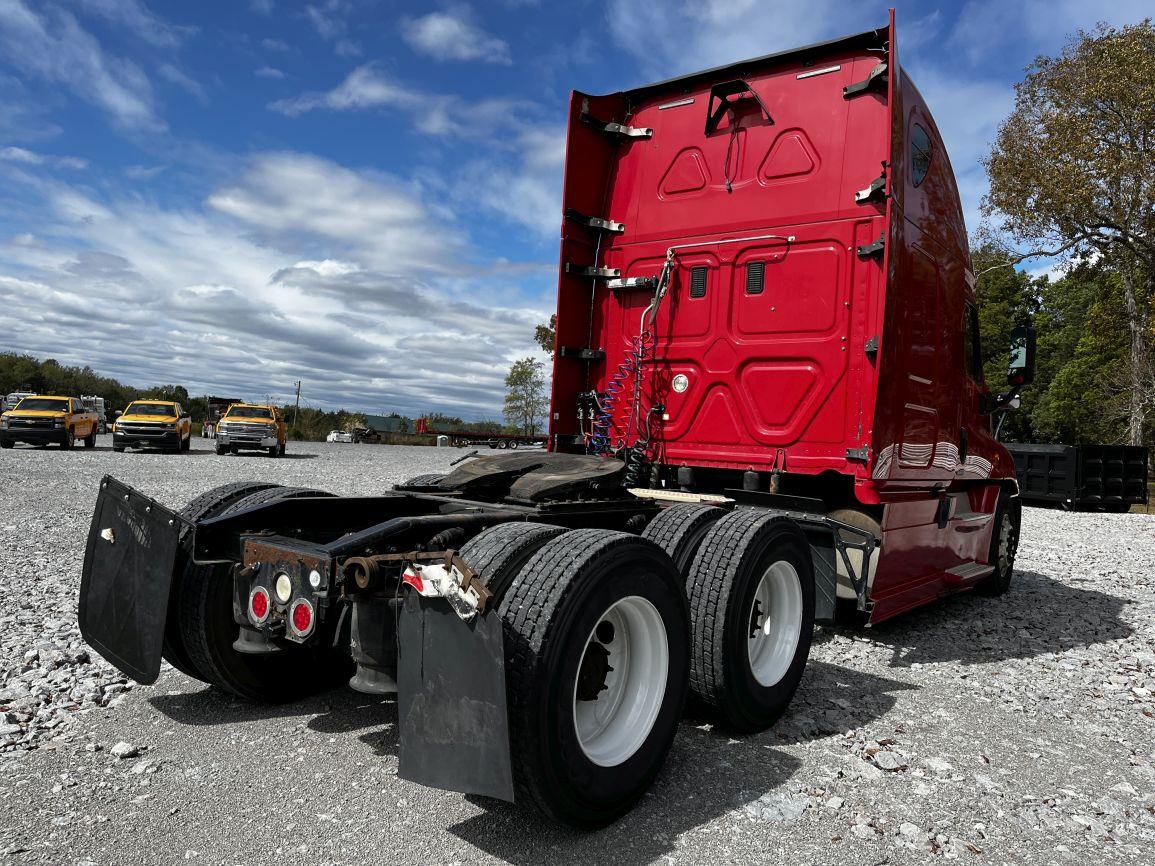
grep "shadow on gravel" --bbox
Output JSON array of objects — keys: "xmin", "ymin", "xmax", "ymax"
[
  {"xmin": 149, "ymin": 682, "xmax": 371, "ymax": 726},
  {"xmin": 837, "ymin": 568, "xmax": 1132, "ymax": 668},
  {"xmin": 451, "ymin": 661, "xmax": 908, "ymax": 862}
]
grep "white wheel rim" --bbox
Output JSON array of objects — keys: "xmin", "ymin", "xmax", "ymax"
[
  {"xmin": 746, "ymin": 561, "xmax": 803, "ymax": 687},
  {"xmin": 573, "ymin": 595, "xmax": 668, "ymax": 767}
]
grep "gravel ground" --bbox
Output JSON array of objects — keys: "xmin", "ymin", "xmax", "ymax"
[{"xmin": 1, "ymin": 436, "xmax": 1153, "ymax": 865}]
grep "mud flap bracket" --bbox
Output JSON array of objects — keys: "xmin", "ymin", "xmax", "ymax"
[{"xmin": 397, "ymin": 592, "xmax": 514, "ymax": 802}]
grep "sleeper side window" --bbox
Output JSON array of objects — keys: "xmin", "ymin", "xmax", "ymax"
[
  {"xmin": 911, "ymin": 122, "xmax": 932, "ymax": 187},
  {"xmin": 964, "ymin": 301, "xmax": 983, "ymax": 383}
]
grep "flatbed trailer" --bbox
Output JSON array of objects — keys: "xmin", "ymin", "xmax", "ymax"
[{"xmin": 78, "ymin": 12, "xmax": 1033, "ymax": 828}]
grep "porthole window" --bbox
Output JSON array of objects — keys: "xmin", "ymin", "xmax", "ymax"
[{"xmin": 911, "ymin": 122, "xmax": 932, "ymax": 187}]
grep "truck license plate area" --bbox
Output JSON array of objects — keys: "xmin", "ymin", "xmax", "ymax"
[
  {"xmin": 397, "ymin": 592, "xmax": 514, "ymax": 802},
  {"xmin": 79, "ymin": 477, "xmax": 182, "ymax": 684}
]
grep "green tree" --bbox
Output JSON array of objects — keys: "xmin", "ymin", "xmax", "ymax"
[
  {"xmin": 534, "ymin": 314, "xmax": 556, "ymax": 355},
  {"xmin": 503, "ymin": 357, "xmax": 549, "ymax": 436},
  {"xmin": 971, "ymin": 244, "xmax": 1043, "ymax": 441},
  {"xmin": 983, "ymin": 20, "xmax": 1155, "ymax": 444}
]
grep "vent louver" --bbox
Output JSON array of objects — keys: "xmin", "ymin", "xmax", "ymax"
[
  {"xmin": 746, "ymin": 261, "xmax": 765, "ymax": 294},
  {"xmin": 689, "ymin": 266, "xmax": 708, "ymax": 298}
]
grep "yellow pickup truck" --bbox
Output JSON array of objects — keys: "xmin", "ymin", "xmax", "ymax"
[
  {"xmin": 0, "ymin": 395, "xmax": 99, "ymax": 449},
  {"xmin": 112, "ymin": 400, "xmax": 192, "ymax": 453},
  {"xmin": 215, "ymin": 403, "xmax": 287, "ymax": 457}
]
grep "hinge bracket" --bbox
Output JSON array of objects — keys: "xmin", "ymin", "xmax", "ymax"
[
  {"xmin": 580, "ymin": 101, "xmax": 652, "ymax": 140},
  {"xmin": 557, "ymin": 346, "xmax": 606, "ymax": 362},
  {"xmin": 564, "ymin": 209, "xmax": 625, "ymax": 234},
  {"xmin": 856, "ymin": 234, "xmax": 885, "ymax": 259},
  {"xmin": 843, "ymin": 63, "xmax": 888, "ymax": 98},
  {"xmin": 855, "ymin": 165, "xmax": 888, "ymax": 204},
  {"xmin": 565, "ymin": 263, "xmax": 621, "ymax": 280},
  {"xmin": 607, "ymin": 276, "xmax": 657, "ymax": 292},
  {"xmin": 846, "ymin": 446, "xmax": 870, "ymax": 463}
]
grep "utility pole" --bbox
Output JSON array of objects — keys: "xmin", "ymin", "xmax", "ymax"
[{"xmin": 293, "ymin": 380, "xmax": 301, "ymax": 435}]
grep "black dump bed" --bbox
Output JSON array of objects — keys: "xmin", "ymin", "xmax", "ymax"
[{"xmin": 1004, "ymin": 443, "xmax": 1148, "ymax": 511}]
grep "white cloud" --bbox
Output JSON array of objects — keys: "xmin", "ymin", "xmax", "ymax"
[
  {"xmin": 76, "ymin": 0, "xmax": 191, "ymax": 48},
  {"xmin": 305, "ymin": 1, "xmax": 360, "ymax": 57},
  {"xmin": 250, "ymin": 0, "xmax": 275, "ymax": 15},
  {"xmin": 269, "ymin": 64, "xmax": 533, "ymax": 138},
  {"xmin": 0, "ymin": 0, "xmax": 161, "ymax": 131},
  {"xmin": 0, "ymin": 155, "xmax": 547, "ymax": 417},
  {"xmin": 158, "ymin": 62, "xmax": 208, "ymax": 104},
  {"xmin": 0, "ymin": 145, "xmax": 87, "ymax": 170},
  {"xmin": 255, "ymin": 65, "xmax": 285, "ymax": 79},
  {"xmin": 261, "ymin": 37, "xmax": 290, "ymax": 51},
  {"xmin": 606, "ymin": 0, "xmax": 873, "ymax": 81},
  {"xmin": 948, "ymin": 0, "xmax": 1155, "ymax": 65},
  {"xmin": 460, "ymin": 126, "xmax": 566, "ymax": 238},
  {"xmin": 400, "ymin": 5, "xmax": 511, "ymax": 65}
]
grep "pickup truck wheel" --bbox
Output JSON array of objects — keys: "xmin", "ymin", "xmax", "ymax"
[
  {"xmin": 459, "ymin": 521, "xmax": 566, "ymax": 602},
  {"xmin": 112, "ymin": 445, "xmax": 124, "ymax": 453},
  {"xmin": 214, "ymin": 443, "xmax": 229, "ymax": 456},
  {"xmin": 975, "ymin": 494, "xmax": 1020, "ymax": 596},
  {"xmin": 278, "ymin": 443, "xmax": 286, "ymax": 456},
  {"xmin": 181, "ymin": 432, "xmax": 191, "ymax": 451},
  {"xmin": 641, "ymin": 503, "xmax": 725, "ymax": 575},
  {"xmin": 0, "ymin": 440, "xmax": 12, "ymax": 449},
  {"xmin": 83, "ymin": 430, "xmax": 96, "ymax": 448},
  {"xmin": 175, "ymin": 485, "xmax": 347, "ymax": 702},
  {"xmin": 61, "ymin": 430, "xmax": 75, "ymax": 449},
  {"xmin": 686, "ymin": 510, "xmax": 814, "ymax": 733},
  {"xmin": 500, "ymin": 529, "xmax": 689, "ymax": 828},
  {"xmin": 267, "ymin": 446, "xmax": 278, "ymax": 458}
]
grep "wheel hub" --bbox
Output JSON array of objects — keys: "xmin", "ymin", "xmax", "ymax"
[{"xmin": 576, "ymin": 638, "xmax": 613, "ymax": 701}]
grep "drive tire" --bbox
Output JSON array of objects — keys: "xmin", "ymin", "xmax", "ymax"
[
  {"xmin": 397, "ymin": 473, "xmax": 446, "ymax": 488},
  {"xmin": 61, "ymin": 430, "xmax": 74, "ymax": 449},
  {"xmin": 459, "ymin": 521, "xmax": 566, "ymax": 602},
  {"xmin": 500, "ymin": 529, "xmax": 689, "ymax": 828},
  {"xmin": 641, "ymin": 503, "xmax": 725, "ymax": 575},
  {"xmin": 975, "ymin": 493, "xmax": 1021, "ymax": 596},
  {"xmin": 175, "ymin": 485, "xmax": 348, "ymax": 702},
  {"xmin": 164, "ymin": 481, "xmax": 279, "ymax": 680},
  {"xmin": 83, "ymin": 430, "xmax": 96, "ymax": 449},
  {"xmin": 686, "ymin": 510, "xmax": 814, "ymax": 733}
]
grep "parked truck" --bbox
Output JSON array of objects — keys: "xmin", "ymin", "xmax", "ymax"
[
  {"xmin": 1004, "ymin": 443, "xmax": 1148, "ymax": 512},
  {"xmin": 80, "ymin": 395, "xmax": 109, "ymax": 434},
  {"xmin": 79, "ymin": 14, "xmax": 1033, "ymax": 829},
  {"xmin": 1, "ymin": 396, "xmax": 99, "ymax": 449},
  {"xmin": 214, "ymin": 403, "xmax": 287, "ymax": 456},
  {"xmin": 112, "ymin": 399, "xmax": 193, "ymax": 453}
]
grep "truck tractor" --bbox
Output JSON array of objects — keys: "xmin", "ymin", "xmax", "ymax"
[{"xmin": 79, "ymin": 13, "xmax": 1033, "ymax": 829}]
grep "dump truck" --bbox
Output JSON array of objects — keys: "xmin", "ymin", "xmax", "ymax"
[
  {"xmin": 1004, "ymin": 443, "xmax": 1148, "ymax": 512},
  {"xmin": 78, "ymin": 14, "xmax": 1034, "ymax": 829}
]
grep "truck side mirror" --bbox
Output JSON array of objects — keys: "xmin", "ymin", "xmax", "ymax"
[
  {"xmin": 1007, "ymin": 325, "xmax": 1036, "ymax": 387},
  {"xmin": 113, "ymin": 410, "xmax": 122, "ymax": 418}
]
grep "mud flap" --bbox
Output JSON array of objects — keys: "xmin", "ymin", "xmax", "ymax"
[
  {"xmin": 78, "ymin": 477, "xmax": 182, "ymax": 684},
  {"xmin": 396, "ymin": 591, "xmax": 514, "ymax": 802}
]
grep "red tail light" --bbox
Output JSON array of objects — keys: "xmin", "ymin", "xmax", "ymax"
[
  {"xmin": 289, "ymin": 599, "xmax": 314, "ymax": 637},
  {"xmin": 249, "ymin": 587, "xmax": 270, "ymax": 625}
]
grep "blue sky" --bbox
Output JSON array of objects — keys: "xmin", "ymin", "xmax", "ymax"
[{"xmin": 0, "ymin": 0, "xmax": 1150, "ymax": 418}]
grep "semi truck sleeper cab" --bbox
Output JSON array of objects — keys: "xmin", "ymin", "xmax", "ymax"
[{"xmin": 79, "ymin": 13, "xmax": 1032, "ymax": 829}]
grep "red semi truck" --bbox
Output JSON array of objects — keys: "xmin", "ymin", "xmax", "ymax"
[{"xmin": 79, "ymin": 14, "xmax": 1032, "ymax": 829}]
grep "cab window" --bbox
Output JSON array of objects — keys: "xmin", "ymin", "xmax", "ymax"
[
  {"xmin": 911, "ymin": 122, "xmax": 933, "ymax": 187},
  {"xmin": 964, "ymin": 302, "xmax": 983, "ymax": 383}
]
